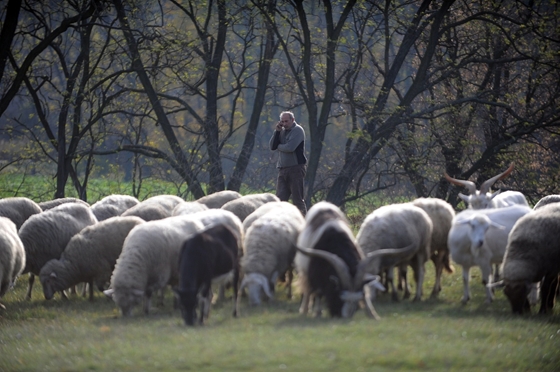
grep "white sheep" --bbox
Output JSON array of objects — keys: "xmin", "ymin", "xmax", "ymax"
[
  {"xmin": 357, "ymin": 203, "xmax": 433, "ymax": 302},
  {"xmin": 533, "ymin": 195, "xmax": 560, "ymax": 210},
  {"xmin": 0, "ymin": 197, "xmax": 42, "ymax": 230},
  {"xmin": 104, "ymin": 215, "xmax": 204, "ymax": 316},
  {"xmin": 38, "ymin": 197, "xmax": 90, "ymax": 211},
  {"xmin": 172, "ymin": 201, "xmax": 209, "ymax": 216},
  {"xmin": 410, "ymin": 197, "xmax": 455, "ymax": 298},
  {"xmin": 0, "ymin": 217, "xmax": 26, "ymax": 309},
  {"xmin": 39, "ymin": 216, "xmax": 145, "ymax": 301},
  {"xmin": 91, "ymin": 194, "xmax": 140, "ymax": 221},
  {"xmin": 18, "ymin": 202, "xmax": 98, "ymax": 300},
  {"xmin": 121, "ymin": 194, "xmax": 184, "ymax": 221},
  {"xmin": 242, "ymin": 201, "xmax": 300, "ymax": 232},
  {"xmin": 239, "ymin": 203, "xmax": 304, "ymax": 306},
  {"xmin": 221, "ymin": 193, "xmax": 280, "ymax": 221},
  {"xmin": 447, "ymin": 204, "xmax": 532, "ymax": 304},
  {"xmin": 497, "ymin": 203, "xmax": 560, "ymax": 314},
  {"xmin": 444, "ymin": 164, "xmax": 528, "ymax": 209},
  {"xmin": 196, "ymin": 190, "xmax": 242, "ymax": 209}
]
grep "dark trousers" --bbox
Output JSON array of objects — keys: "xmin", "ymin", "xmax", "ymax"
[{"xmin": 276, "ymin": 164, "xmax": 307, "ymax": 216}]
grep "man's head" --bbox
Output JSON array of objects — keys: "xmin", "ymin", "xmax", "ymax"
[{"xmin": 279, "ymin": 111, "xmax": 295, "ymax": 129}]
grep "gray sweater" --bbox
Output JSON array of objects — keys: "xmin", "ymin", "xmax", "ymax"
[{"xmin": 269, "ymin": 123, "xmax": 307, "ymax": 168}]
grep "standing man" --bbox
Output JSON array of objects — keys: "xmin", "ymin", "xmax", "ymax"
[{"xmin": 269, "ymin": 111, "xmax": 307, "ymax": 215}]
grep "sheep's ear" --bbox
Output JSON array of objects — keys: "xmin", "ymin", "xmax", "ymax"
[
  {"xmin": 103, "ymin": 289, "xmax": 114, "ymax": 298},
  {"xmin": 329, "ymin": 275, "xmax": 340, "ymax": 290},
  {"xmin": 489, "ymin": 221, "xmax": 506, "ymax": 230},
  {"xmin": 49, "ymin": 272, "xmax": 57, "ymax": 279}
]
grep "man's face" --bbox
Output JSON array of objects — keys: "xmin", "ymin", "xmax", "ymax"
[{"xmin": 280, "ymin": 114, "xmax": 293, "ymax": 128}]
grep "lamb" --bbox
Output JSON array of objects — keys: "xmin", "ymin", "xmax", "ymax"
[
  {"xmin": 121, "ymin": 194, "xmax": 184, "ymax": 221},
  {"xmin": 0, "ymin": 217, "xmax": 26, "ymax": 309},
  {"xmin": 239, "ymin": 203, "xmax": 305, "ymax": 306},
  {"xmin": 38, "ymin": 197, "xmax": 90, "ymax": 211},
  {"xmin": 90, "ymin": 194, "xmax": 139, "ymax": 221},
  {"xmin": 410, "ymin": 197, "xmax": 455, "ymax": 298},
  {"xmin": 495, "ymin": 203, "xmax": 560, "ymax": 314},
  {"xmin": 18, "ymin": 203, "xmax": 98, "ymax": 300},
  {"xmin": 172, "ymin": 201, "xmax": 209, "ymax": 216},
  {"xmin": 103, "ymin": 215, "xmax": 204, "ymax": 316},
  {"xmin": 295, "ymin": 201, "xmax": 392, "ymax": 319},
  {"xmin": 447, "ymin": 204, "xmax": 532, "ymax": 304},
  {"xmin": 356, "ymin": 203, "xmax": 433, "ymax": 302},
  {"xmin": 533, "ymin": 195, "xmax": 560, "ymax": 210},
  {"xmin": 444, "ymin": 164, "xmax": 528, "ymax": 209},
  {"xmin": 39, "ymin": 216, "xmax": 145, "ymax": 301},
  {"xmin": 0, "ymin": 197, "xmax": 42, "ymax": 230},
  {"xmin": 175, "ymin": 224, "xmax": 240, "ymax": 325},
  {"xmin": 196, "ymin": 190, "xmax": 242, "ymax": 209},
  {"xmin": 221, "ymin": 193, "xmax": 280, "ymax": 221}
]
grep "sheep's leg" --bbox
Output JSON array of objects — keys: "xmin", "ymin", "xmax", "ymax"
[
  {"xmin": 539, "ymin": 274, "xmax": 559, "ymax": 314},
  {"xmin": 399, "ymin": 265, "xmax": 411, "ymax": 299},
  {"xmin": 412, "ymin": 259, "xmax": 425, "ymax": 302},
  {"xmin": 387, "ymin": 267, "xmax": 399, "ymax": 302},
  {"xmin": 431, "ymin": 253, "xmax": 443, "ymax": 298},
  {"xmin": 143, "ymin": 295, "xmax": 152, "ymax": 315},
  {"xmin": 461, "ymin": 266, "xmax": 471, "ymax": 304},
  {"xmin": 286, "ymin": 269, "xmax": 293, "ymax": 300},
  {"xmin": 493, "ymin": 264, "xmax": 500, "ymax": 282},
  {"xmin": 88, "ymin": 281, "xmax": 94, "ymax": 301},
  {"xmin": 25, "ymin": 273, "xmax": 34, "ymax": 300},
  {"xmin": 480, "ymin": 263, "xmax": 494, "ymax": 304}
]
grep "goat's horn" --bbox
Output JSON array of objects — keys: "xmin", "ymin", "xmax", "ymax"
[
  {"xmin": 444, "ymin": 172, "xmax": 477, "ymax": 194},
  {"xmin": 479, "ymin": 163, "xmax": 514, "ymax": 194},
  {"xmin": 354, "ymin": 245, "xmax": 417, "ymax": 289},
  {"xmin": 296, "ymin": 246, "xmax": 353, "ymax": 290}
]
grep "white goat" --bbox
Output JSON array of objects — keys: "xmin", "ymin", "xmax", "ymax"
[
  {"xmin": 447, "ymin": 204, "xmax": 532, "ymax": 304},
  {"xmin": 444, "ymin": 164, "xmax": 528, "ymax": 210}
]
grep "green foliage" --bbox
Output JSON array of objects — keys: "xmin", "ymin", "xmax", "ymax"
[{"xmin": 1, "ymin": 264, "xmax": 559, "ymax": 371}]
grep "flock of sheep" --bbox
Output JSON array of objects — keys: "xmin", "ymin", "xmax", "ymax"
[{"xmin": 0, "ymin": 165, "xmax": 559, "ymax": 324}]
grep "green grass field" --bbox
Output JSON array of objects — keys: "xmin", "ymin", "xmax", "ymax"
[{"xmin": 1, "ymin": 263, "xmax": 559, "ymax": 372}]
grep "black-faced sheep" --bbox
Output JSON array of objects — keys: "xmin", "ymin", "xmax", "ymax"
[
  {"xmin": 356, "ymin": 203, "xmax": 432, "ymax": 302},
  {"xmin": 196, "ymin": 190, "xmax": 242, "ymax": 209},
  {"xmin": 221, "ymin": 193, "xmax": 280, "ymax": 222},
  {"xmin": 447, "ymin": 204, "xmax": 532, "ymax": 304},
  {"xmin": 295, "ymin": 201, "xmax": 390, "ymax": 319},
  {"xmin": 498, "ymin": 203, "xmax": 560, "ymax": 314},
  {"xmin": 39, "ymin": 216, "xmax": 145, "ymax": 301},
  {"xmin": 533, "ymin": 195, "xmax": 560, "ymax": 210},
  {"xmin": 104, "ymin": 216, "xmax": 204, "ymax": 317},
  {"xmin": 121, "ymin": 194, "xmax": 183, "ymax": 221},
  {"xmin": 0, "ymin": 197, "xmax": 42, "ymax": 230},
  {"xmin": 0, "ymin": 217, "xmax": 26, "ymax": 309},
  {"xmin": 239, "ymin": 203, "xmax": 304, "ymax": 305},
  {"xmin": 18, "ymin": 203, "xmax": 98, "ymax": 300},
  {"xmin": 38, "ymin": 197, "xmax": 90, "ymax": 211},
  {"xmin": 411, "ymin": 198, "xmax": 455, "ymax": 298},
  {"xmin": 175, "ymin": 224, "xmax": 240, "ymax": 325},
  {"xmin": 90, "ymin": 194, "xmax": 139, "ymax": 221}
]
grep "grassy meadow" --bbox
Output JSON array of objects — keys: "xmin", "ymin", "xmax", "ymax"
[{"xmin": 1, "ymin": 263, "xmax": 559, "ymax": 372}]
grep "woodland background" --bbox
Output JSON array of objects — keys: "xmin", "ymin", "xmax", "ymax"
[{"xmin": 0, "ymin": 0, "xmax": 558, "ymax": 208}]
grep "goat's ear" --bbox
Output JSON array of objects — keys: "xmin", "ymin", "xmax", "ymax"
[
  {"xmin": 490, "ymin": 190, "xmax": 501, "ymax": 199},
  {"xmin": 459, "ymin": 193, "xmax": 470, "ymax": 203},
  {"xmin": 489, "ymin": 221, "xmax": 506, "ymax": 230},
  {"xmin": 486, "ymin": 280, "xmax": 505, "ymax": 289},
  {"xmin": 271, "ymin": 271, "xmax": 279, "ymax": 284},
  {"xmin": 103, "ymin": 288, "xmax": 114, "ymax": 298}
]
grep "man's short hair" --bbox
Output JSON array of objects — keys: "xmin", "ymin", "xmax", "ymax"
[{"xmin": 279, "ymin": 111, "xmax": 295, "ymax": 121}]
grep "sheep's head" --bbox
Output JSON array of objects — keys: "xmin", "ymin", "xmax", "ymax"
[
  {"xmin": 104, "ymin": 287, "xmax": 144, "ymax": 317},
  {"xmin": 239, "ymin": 273, "xmax": 273, "ymax": 306},
  {"xmin": 173, "ymin": 287, "xmax": 199, "ymax": 326},
  {"xmin": 39, "ymin": 259, "xmax": 67, "ymax": 300},
  {"xmin": 503, "ymin": 281, "xmax": 532, "ymax": 314}
]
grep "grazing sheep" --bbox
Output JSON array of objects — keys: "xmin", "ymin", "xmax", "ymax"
[
  {"xmin": 409, "ymin": 198, "xmax": 456, "ymax": 298},
  {"xmin": 19, "ymin": 203, "xmax": 98, "ymax": 300},
  {"xmin": 533, "ymin": 195, "xmax": 560, "ymax": 210},
  {"xmin": 242, "ymin": 201, "xmax": 301, "ymax": 232},
  {"xmin": 221, "ymin": 193, "xmax": 280, "ymax": 222},
  {"xmin": 0, "ymin": 217, "xmax": 26, "ymax": 308},
  {"xmin": 197, "ymin": 190, "xmax": 242, "ymax": 209},
  {"xmin": 295, "ymin": 201, "xmax": 389, "ymax": 319},
  {"xmin": 172, "ymin": 201, "xmax": 209, "ymax": 216},
  {"xmin": 121, "ymin": 194, "xmax": 183, "ymax": 221},
  {"xmin": 239, "ymin": 203, "xmax": 305, "ymax": 305},
  {"xmin": 104, "ymin": 216, "xmax": 204, "ymax": 317},
  {"xmin": 38, "ymin": 197, "xmax": 90, "ymax": 211},
  {"xmin": 357, "ymin": 203, "xmax": 433, "ymax": 302},
  {"xmin": 175, "ymin": 224, "xmax": 240, "ymax": 325},
  {"xmin": 498, "ymin": 203, "xmax": 560, "ymax": 314},
  {"xmin": 444, "ymin": 164, "xmax": 528, "ymax": 209},
  {"xmin": 91, "ymin": 194, "xmax": 139, "ymax": 221},
  {"xmin": 39, "ymin": 216, "xmax": 145, "ymax": 301},
  {"xmin": 0, "ymin": 197, "xmax": 42, "ymax": 230},
  {"xmin": 447, "ymin": 204, "xmax": 532, "ymax": 304}
]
